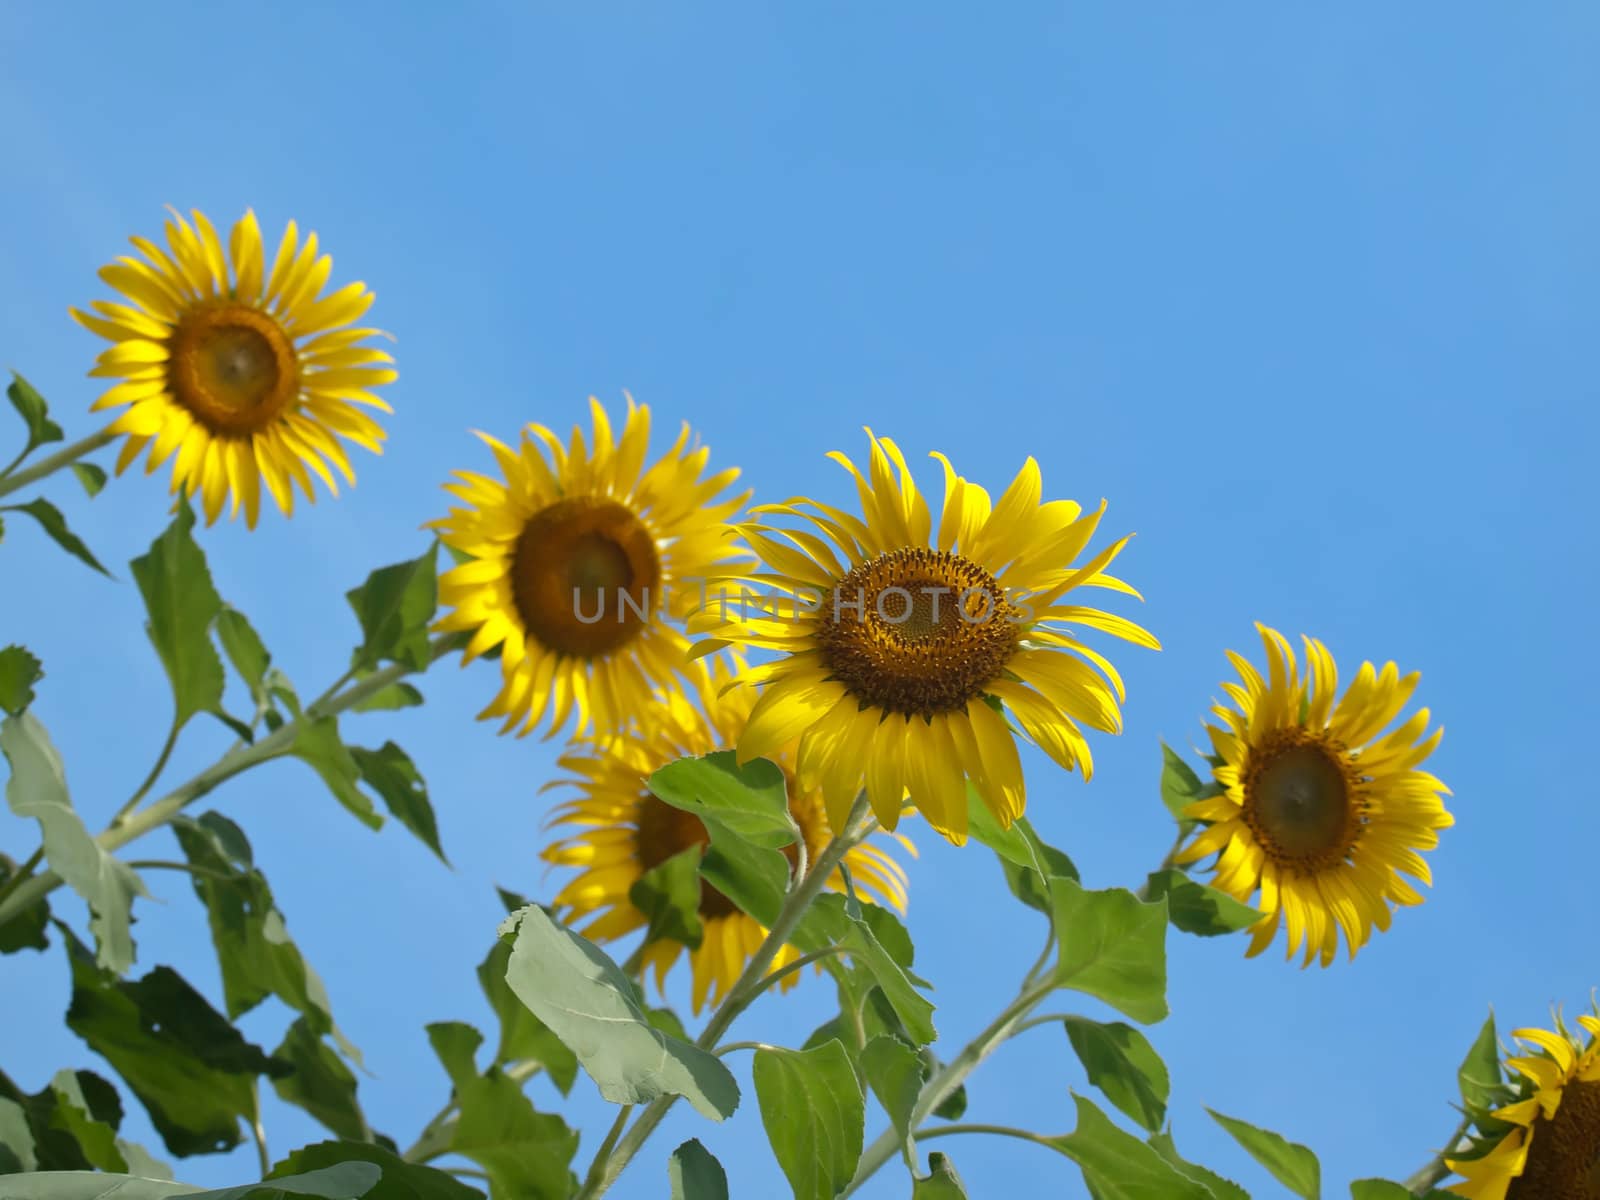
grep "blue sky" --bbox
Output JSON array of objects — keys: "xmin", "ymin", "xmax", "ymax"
[{"xmin": 2, "ymin": 3, "xmax": 1597, "ymax": 1196}]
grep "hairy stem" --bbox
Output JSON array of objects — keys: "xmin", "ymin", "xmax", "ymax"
[
  {"xmin": 0, "ymin": 427, "xmax": 118, "ymax": 500},
  {"xmin": 1402, "ymin": 1113, "xmax": 1472, "ymax": 1194}
]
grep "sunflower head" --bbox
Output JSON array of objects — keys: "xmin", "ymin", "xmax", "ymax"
[
  {"xmin": 71, "ymin": 207, "xmax": 394, "ymax": 527},
  {"xmin": 1174, "ymin": 623, "xmax": 1455, "ymax": 967},
  {"xmin": 689, "ymin": 428, "xmax": 1157, "ymax": 844},
  {"xmin": 1446, "ymin": 1011, "xmax": 1600, "ymax": 1199},
  {"xmin": 542, "ymin": 653, "xmax": 913, "ymax": 1013},
  {"xmin": 429, "ymin": 396, "xmax": 749, "ymax": 740}
]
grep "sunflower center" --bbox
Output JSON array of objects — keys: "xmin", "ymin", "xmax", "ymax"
[
  {"xmin": 1509, "ymin": 1078, "xmax": 1600, "ymax": 1199},
  {"xmin": 169, "ymin": 303, "xmax": 299, "ymax": 434},
  {"xmin": 511, "ymin": 498, "xmax": 661, "ymax": 659},
  {"xmin": 816, "ymin": 548, "xmax": 1019, "ymax": 717},
  {"xmin": 635, "ymin": 791, "xmax": 808, "ymax": 923},
  {"xmin": 1241, "ymin": 731, "xmax": 1363, "ymax": 870}
]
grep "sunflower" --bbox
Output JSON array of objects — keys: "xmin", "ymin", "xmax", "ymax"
[
  {"xmin": 687, "ymin": 429, "xmax": 1156, "ymax": 843},
  {"xmin": 1445, "ymin": 1012, "xmax": 1600, "ymax": 1198},
  {"xmin": 70, "ymin": 207, "xmax": 394, "ymax": 527},
  {"xmin": 429, "ymin": 397, "xmax": 748, "ymax": 740},
  {"xmin": 543, "ymin": 653, "xmax": 913, "ymax": 1013},
  {"xmin": 1173, "ymin": 624, "xmax": 1454, "ymax": 966}
]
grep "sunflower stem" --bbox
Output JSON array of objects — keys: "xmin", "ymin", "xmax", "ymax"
[
  {"xmin": 1401, "ymin": 1113, "xmax": 1472, "ymax": 1194},
  {"xmin": 573, "ymin": 794, "xmax": 875, "ymax": 1200},
  {"xmin": 0, "ymin": 847, "xmax": 45, "ymax": 912},
  {"xmin": 0, "ymin": 635, "xmax": 456, "ymax": 934},
  {"xmin": 914, "ymin": 1121, "xmax": 1064, "ymax": 1153},
  {"xmin": 0, "ymin": 426, "xmax": 118, "ymax": 500},
  {"xmin": 112, "ymin": 720, "xmax": 181, "ymax": 828}
]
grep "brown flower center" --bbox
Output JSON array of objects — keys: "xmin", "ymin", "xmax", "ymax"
[
  {"xmin": 169, "ymin": 303, "xmax": 299, "ymax": 434},
  {"xmin": 1510, "ymin": 1077, "xmax": 1600, "ymax": 1199},
  {"xmin": 510, "ymin": 498, "xmax": 661, "ymax": 658},
  {"xmin": 1241, "ymin": 729, "xmax": 1365, "ymax": 871},
  {"xmin": 816, "ymin": 548, "xmax": 1019, "ymax": 717},
  {"xmin": 634, "ymin": 785, "xmax": 815, "ymax": 922}
]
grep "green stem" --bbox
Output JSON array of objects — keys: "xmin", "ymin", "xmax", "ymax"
[
  {"xmin": 573, "ymin": 795, "xmax": 875, "ymax": 1200},
  {"xmin": 249, "ymin": 1084, "xmax": 271, "ymax": 1177},
  {"xmin": 713, "ymin": 1041, "xmax": 781, "ymax": 1058},
  {"xmin": 112, "ymin": 720, "xmax": 181, "ymax": 828},
  {"xmin": 746, "ymin": 945, "xmax": 850, "ymax": 1003},
  {"xmin": 0, "ymin": 847, "xmax": 45, "ymax": 911},
  {"xmin": 126, "ymin": 859, "xmax": 235, "ymax": 882},
  {"xmin": 1402, "ymin": 1113, "xmax": 1471, "ymax": 1194},
  {"xmin": 0, "ymin": 636, "xmax": 456, "ymax": 933},
  {"xmin": 915, "ymin": 1122, "xmax": 1064, "ymax": 1154},
  {"xmin": 0, "ymin": 427, "xmax": 117, "ymax": 500},
  {"xmin": 577, "ymin": 1106, "xmax": 633, "ymax": 1195},
  {"xmin": 403, "ymin": 1059, "xmax": 542, "ymax": 1164}
]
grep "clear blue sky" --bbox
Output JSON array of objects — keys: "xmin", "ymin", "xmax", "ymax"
[{"xmin": 2, "ymin": 3, "xmax": 1596, "ymax": 1196}]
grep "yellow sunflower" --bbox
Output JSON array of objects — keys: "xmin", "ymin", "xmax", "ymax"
[
  {"xmin": 70, "ymin": 207, "xmax": 394, "ymax": 527},
  {"xmin": 1446, "ymin": 1012, "xmax": 1600, "ymax": 1198},
  {"xmin": 1174, "ymin": 623, "xmax": 1454, "ymax": 966},
  {"xmin": 688, "ymin": 429, "xmax": 1156, "ymax": 843},
  {"xmin": 543, "ymin": 653, "xmax": 913, "ymax": 1013},
  {"xmin": 429, "ymin": 397, "xmax": 748, "ymax": 740}
]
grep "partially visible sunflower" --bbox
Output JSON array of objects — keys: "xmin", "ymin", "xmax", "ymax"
[
  {"xmin": 1445, "ymin": 1012, "xmax": 1600, "ymax": 1198},
  {"xmin": 543, "ymin": 653, "xmax": 913, "ymax": 1013},
  {"xmin": 688, "ymin": 429, "xmax": 1157, "ymax": 843},
  {"xmin": 1174, "ymin": 624, "xmax": 1454, "ymax": 966},
  {"xmin": 71, "ymin": 207, "xmax": 394, "ymax": 527},
  {"xmin": 429, "ymin": 397, "xmax": 748, "ymax": 740}
]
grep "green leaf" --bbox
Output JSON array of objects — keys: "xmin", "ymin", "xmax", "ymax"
[
  {"xmin": 346, "ymin": 544, "xmax": 439, "ymax": 672},
  {"xmin": 131, "ymin": 503, "xmax": 224, "ymax": 726},
  {"xmin": 215, "ymin": 609, "xmax": 271, "ymax": 702},
  {"xmin": 861, "ymin": 1036, "xmax": 922, "ymax": 1151},
  {"xmin": 3, "ymin": 712, "xmax": 148, "ymax": 973},
  {"xmin": 349, "ymin": 682, "xmax": 424, "ymax": 714},
  {"xmin": 753, "ymin": 1041, "xmax": 864, "ymax": 1200},
  {"xmin": 0, "ymin": 1067, "xmax": 141, "ymax": 1174},
  {"xmin": 63, "ymin": 933, "xmax": 288, "ymax": 1157},
  {"xmin": 913, "ymin": 1153, "xmax": 969, "ymax": 1199},
  {"xmin": 46, "ymin": 1070, "xmax": 126, "ymax": 1172},
  {"xmin": 1208, "ymin": 1109, "xmax": 1321, "ymax": 1199},
  {"xmin": 4, "ymin": 498, "xmax": 111, "ymax": 576},
  {"xmin": 1159, "ymin": 742, "xmax": 1212, "ymax": 825},
  {"xmin": 270, "ymin": 1140, "xmax": 481, "ymax": 1200},
  {"xmin": 793, "ymin": 895, "xmax": 936, "ymax": 1045},
  {"xmin": 1051, "ymin": 879, "xmax": 1169, "ymax": 1024},
  {"xmin": 70, "ymin": 463, "xmax": 108, "ymax": 499},
  {"xmin": 629, "ymin": 846, "xmax": 706, "ymax": 951},
  {"xmin": 423, "ymin": 1021, "xmax": 579, "ymax": 1200},
  {"xmin": 0, "ymin": 1164, "xmax": 382, "ymax": 1199},
  {"xmin": 0, "ymin": 850, "xmax": 50, "ymax": 953},
  {"xmin": 0, "ymin": 644, "xmax": 43, "ymax": 716},
  {"xmin": 1051, "ymin": 1095, "xmax": 1216, "ymax": 1200},
  {"xmin": 271, "ymin": 1018, "xmax": 366, "ymax": 1141},
  {"xmin": 1349, "ymin": 1183, "xmax": 1411, "ymax": 1199},
  {"xmin": 668, "ymin": 1139, "xmax": 728, "ymax": 1200},
  {"xmin": 1062, "ymin": 1017, "xmax": 1169, "ymax": 1132},
  {"xmin": 292, "ymin": 718, "xmax": 383, "ymax": 830},
  {"xmin": 1147, "ymin": 1129, "xmax": 1250, "ymax": 1200},
  {"xmin": 500, "ymin": 905, "xmax": 739, "ymax": 1120},
  {"xmin": 1143, "ymin": 870, "xmax": 1260, "ymax": 937},
  {"xmin": 963, "ymin": 786, "xmax": 1079, "ymax": 913},
  {"xmin": 7, "ymin": 373, "xmax": 63, "ymax": 454},
  {"xmin": 1458, "ymin": 1011, "xmax": 1502, "ymax": 1114},
  {"xmin": 347, "ymin": 742, "xmax": 446, "ymax": 863},
  {"xmin": 0, "ymin": 1094, "xmax": 37, "ymax": 1172},
  {"xmin": 648, "ymin": 752, "xmax": 802, "ymax": 849},
  {"xmin": 171, "ymin": 814, "xmax": 354, "ymax": 1060},
  {"xmin": 475, "ymin": 937, "xmax": 577, "ymax": 1094}
]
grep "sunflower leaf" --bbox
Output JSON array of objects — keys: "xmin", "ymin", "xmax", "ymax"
[
  {"xmin": 1207, "ymin": 1109, "xmax": 1321, "ymax": 1199},
  {"xmin": 630, "ymin": 845, "xmax": 707, "ymax": 951},
  {"xmin": 0, "ymin": 1094, "xmax": 36, "ymax": 1172},
  {"xmin": 271, "ymin": 1017, "xmax": 367, "ymax": 1141},
  {"xmin": 273, "ymin": 1141, "xmax": 479, "ymax": 1198},
  {"xmin": 131, "ymin": 502, "xmax": 225, "ymax": 727},
  {"xmin": 71, "ymin": 462, "xmax": 108, "ymax": 498},
  {"xmin": 500, "ymin": 904, "xmax": 739, "ymax": 1120},
  {"xmin": 1457, "ymin": 1011, "xmax": 1502, "ymax": 1114},
  {"xmin": 1143, "ymin": 870, "xmax": 1259, "ymax": 937},
  {"xmin": 1159, "ymin": 742, "xmax": 1217, "ymax": 828},
  {"xmin": 45, "ymin": 1069, "xmax": 131, "ymax": 1173},
  {"xmin": 0, "ymin": 644, "xmax": 43, "ymax": 716},
  {"xmin": 669, "ymin": 1139, "xmax": 729, "ymax": 1200},
  {"xmin": 647, "ymin": 752, "xmax": 801, "ymax": 849},
  {"xmin": 0, "ymin": 851, "xmax": 51, "ymax": 953},
  {"xmin": 348, "ymin": 741, "xmax": 447, "ymax": 863},
  {"xmin": 1050, "ymin": 1095, "xmax": 1216, "ymax": 1199},
  {"xmin": 349, "ymin": 681, "xmax": 424, "ymax": 713},
  {"xmin": 795, "ymin": 894, "xmax": 936, "ymax": 1044},
  {"xmin": 215, "ymin": 608, "xmax": 271, "ymax": 704},
  {"xmin": 913, "ymin": 1152, "xmax": 969, "ymax": 1198},
  {"xmin": 966, "ymin": 785, "xmax": 1078, "ymax": 914},
  {"xmin": 476, "ymin": 935, "xmax": 577, "ymax": 1092},
  {"xmin": 753, "ymin": 1041, "xmax": 864, "ymax": 1200},
  {"xmin": 1062, "ymin": 1017, "xmax": 1169, "ymax": 1132},
  {"xmin": 291, "ymin": 718, "xmax": 383, "ymax": 830},
  {"xmin": 6, "ymin": 372, "xmax": 63, "ymax": 455},
  {"xmin": 0, "ymin": 1163, "xmax": 383, "ymax": 1200},
  {"xmin": 1146, "ymin": 1129, "xmax": 1249, "ymax": 1200},
  {"xmin": 1050, "ymin": 880, "xmax": 1168, "ymax": 1024},
  {"xmin": 3, "ymin": 712, "xmax": 148, "ymax": 973},
  {"xmin": 861, "ymin": 1035, "xmax": 923, "ymax": 1156},
  {"xmin": 346, "ymin": 543, "xmax": 439, "ymax": 672},
  {"xmin": 4, "ymin": 497, "xmax": 111, "ymax": 576}
]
